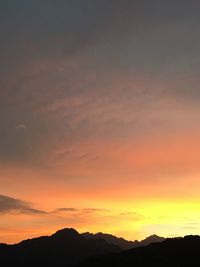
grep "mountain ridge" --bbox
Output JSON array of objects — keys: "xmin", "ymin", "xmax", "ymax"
[
  {"xmin": 0, "ymin": 228, "xmax": 121, "ymax": 267},
  {"xmin": 82, "ymin": 232, "xmax": 165, "ymax": 250},
  {"xmin": 2, "ymin": 228, "xmax": 193, "ymax": 267}
]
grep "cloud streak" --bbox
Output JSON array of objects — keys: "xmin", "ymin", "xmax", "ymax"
[
  {"xmin": 0, "ymin": 195, "xmax": 46, "ymax": 215},
  {"xmin": 0, "ymin": 195, "xmax": 109, "ymax": 217}
]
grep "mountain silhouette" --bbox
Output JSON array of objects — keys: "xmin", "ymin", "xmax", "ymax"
[
  {"xmin": 82, "ymin": 232, "xmax": 164, "ymax": 250},
  {"xmin": 82, "ymin": 232, "xmax": 139, "ymax": 250},
  {"xmin": 75, "ymin": 235, "xmax": 200, "ymax": 267},
  {"xmin": 139, "ymin": 234, "xmax": 165, "ymax": 247},
  {"xmin": 0, "ymin": 228, "xmax": 121, "ymax": 267},
  {"xmin": 2, "ymin": 228, "xmax": 199, "ymax": 267}
]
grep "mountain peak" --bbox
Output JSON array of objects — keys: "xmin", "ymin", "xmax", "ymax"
[
  {"xmin": 0, "ymin": 227, "xmax": 121, "ymax": 267},
  {"xmin": 52, "ymin": 228, "xmax": 80, "ymax": 239},
  {"xmin": 143, "ymin": 234, "xmax": 165, "ymax": 240},
  {"xmin": 140, "ymin": 234, "xmax": 165, "ymax": 246}
]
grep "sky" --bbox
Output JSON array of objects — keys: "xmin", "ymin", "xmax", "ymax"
[{"xmin": 1, "ymin": 0, "xmax": 200, "ymax": 244}]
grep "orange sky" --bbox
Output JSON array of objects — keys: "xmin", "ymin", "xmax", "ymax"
[
  {"xmin": 1, "ymin": 1, "xmax": 200, "ymax": 243},
  {"xmin": 1, "ymin": 130, "xmax": 200, "ymax": 243}
]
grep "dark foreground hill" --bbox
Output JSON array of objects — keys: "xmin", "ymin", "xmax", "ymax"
[
  {"xmin": 0, "ymin": 228, "xmax": 121, "ymax": 267},
  {"xmin": 75, "ymin": 235, "xmax": 200, "ymax": 267}
]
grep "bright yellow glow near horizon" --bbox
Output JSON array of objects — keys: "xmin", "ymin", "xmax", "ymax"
[{"xmin": 1, "ymin": 196, "xmax": 200, "ymax": 244}]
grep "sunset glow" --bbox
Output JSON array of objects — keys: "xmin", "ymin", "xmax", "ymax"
[{"xmin": 1, "ymin": 1, "xmax": 200, "ymax": 244}]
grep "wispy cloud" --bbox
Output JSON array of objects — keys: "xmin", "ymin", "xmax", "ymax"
[
  {"xmin": 0, "ymin": 195, "xmax": 46, "ymax": 215},
  {"xmin": 52, "ymin": 207, "xmax": 109, "ymax": 215},
  {"xmin": 0, "ymin": 195, "xmax": 109, "ymax": 217}
]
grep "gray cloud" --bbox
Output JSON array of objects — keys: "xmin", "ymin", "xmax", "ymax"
[
  {"xmin": 0, "ymin": 195, "xmax": 46, "ymax": 215},
  {"xmin": 53, "ymin": 208, "xmax": 78, "ymax": 213},
  {"xmin": 53, "ymin": 207, "xmax": 109, "ymax": 215},
  {"xmin": 15, "ymin": 124, "xmax": 26, "ymax": 130},
  {"xmin": 0, "ymin": 195, "xmax": 109, "ymax": 217},
  {"xmin": 0, "ymin": 0, "xmax": 200, "ymax": 168}
]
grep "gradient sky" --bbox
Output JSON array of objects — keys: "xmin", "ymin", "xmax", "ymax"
[{"xmin": 1, "ymin": 0, "xmax": 200, "ymax": 244}]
